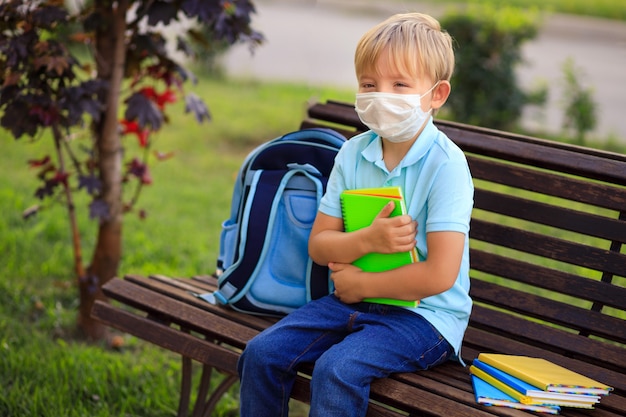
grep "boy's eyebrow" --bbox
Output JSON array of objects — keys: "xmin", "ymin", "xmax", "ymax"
[{"xmin": 356, "ymin": 74, "xmax": 375, "ymax": 83}]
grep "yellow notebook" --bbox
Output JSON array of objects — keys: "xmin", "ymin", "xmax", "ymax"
[
  {"xmin": 340, "ymin": 186, "xmax": 419, "ymax": 308},
  {"xmin": 477, "ymin": 354, "xmax": 613, "ymax": 396}
]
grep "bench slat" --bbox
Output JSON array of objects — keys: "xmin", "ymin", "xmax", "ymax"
[
  {"xmin": 468, "ymin": 156, "xmax": 626, "ymax": 212},
  {"xmin": 392, "ymin": 371, "xmax": 546, "ymax": 417},
  {"xmin": 471, "ymin": 219, "xmax": 626, "ymax": 276},
  {"xmin": 470, "ymin": 279, "xmax": 626, "ymax": 343},
  {"xmin": 371, "ymin": 377, "xmax": 505, "ymax": 417},
  {"xmin": 468, "ymin": 305, "xmax": 626, "ymax": 370},
  {"xmin": 100, "ymin": 278, "xmax": 259, "ymax": 347},
  {"xmin": 438, "ymin": 123, "xmax": 626, "ymax": 185},
  {"xmin": 469, "ymin": 250, "xmax": 626, "ymax": 310},
  {"xmin": 474, "ymin": 188, "xmax": 626, "ymax": 243},
  {"xmin": 91, "ymin": 300, "xmax": 240, "ymax": 372},
  {"xmin": 122, "ymin": 274, "xmax": 277, "ymax": 331}
]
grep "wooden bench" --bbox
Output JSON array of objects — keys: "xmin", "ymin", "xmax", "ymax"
[{"xmin": 92, "ymin": 100, "xmax": 626, "ymax": 417}]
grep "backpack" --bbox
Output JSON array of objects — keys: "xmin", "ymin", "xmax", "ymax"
[{"xmin": 199, "ymin": 128, "xmax": 346, "ymax": 316}]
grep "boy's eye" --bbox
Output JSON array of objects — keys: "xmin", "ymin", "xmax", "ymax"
[{"xmin": 360, "ymin": 83, "xmax": 375, "ymax": 89}]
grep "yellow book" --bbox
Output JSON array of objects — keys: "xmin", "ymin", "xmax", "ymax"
[
  {"xmin": 340, "ymin": 186, "xmax": 419, "ymax": 308},
  {"xmin": 477, "ymin": 354, "xmax": 613, "ymax": 396}
]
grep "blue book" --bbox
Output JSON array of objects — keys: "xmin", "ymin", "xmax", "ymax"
[
  {"xmin": 473, "ymin": 359, "xmax": 599, "ymax": 407},
  {"xmin": 471, "ymin": 375, "xmax": 560, "ymax": 414}
]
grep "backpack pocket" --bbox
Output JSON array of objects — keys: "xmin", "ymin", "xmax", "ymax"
[
  {"xmin": 246, "ymin": 177, "xmax": 320, "ymax": 310},
  {"xmin": 218, "ymin": 218, "xmax": 238, "ymax": 273}
]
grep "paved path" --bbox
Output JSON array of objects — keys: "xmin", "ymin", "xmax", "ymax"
[{"xmin": 223, "ymin": 0, "xmax": 626, "ymax": 142}]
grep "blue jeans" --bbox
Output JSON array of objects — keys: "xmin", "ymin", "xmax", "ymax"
[{"xmin": 238, "ymin": 294, "xmax": 453, "ymax": 417}]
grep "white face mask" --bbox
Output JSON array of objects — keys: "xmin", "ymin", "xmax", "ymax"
[{"xmin": 355, "ymin": 82, "xmax": 439, "ymax": 143}]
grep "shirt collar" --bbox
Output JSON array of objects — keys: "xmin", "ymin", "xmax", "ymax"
[{"xmin": 361, "ymin": 117, "xmax": 437, "ymax": 170}]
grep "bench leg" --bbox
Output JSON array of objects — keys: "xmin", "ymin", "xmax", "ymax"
[
  {"xmin": 176, "ymin": 355, "xmax": 239, "ymax": 417},
  {"xmin": 192, "ymin": 364, "xmax": 214, "ymax": 417},
  {"xmin": 199, "ymin": 373, "xmax": 238, "ymax": 417},
  {"xmin": 178, "ymin": 355, "xmax": 193, "ymax": 417},
  {"xmin": 172, "ymin": 332, "xmax": 240, "ymax": 417}
]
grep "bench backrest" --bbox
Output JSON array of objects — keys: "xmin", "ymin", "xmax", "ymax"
[{"xmin": 303, "ymin": 100, "xmax": 626, "ymax": 395}]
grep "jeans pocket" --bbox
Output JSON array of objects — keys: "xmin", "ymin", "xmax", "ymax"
[{"xmin": 421, "ymin": 339, "xmax": 453, "ymax": 369}]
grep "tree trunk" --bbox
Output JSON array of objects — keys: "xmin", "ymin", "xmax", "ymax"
[{"xmin": 77, "ymin": 0, "xmax": 129, "ymax": 341}]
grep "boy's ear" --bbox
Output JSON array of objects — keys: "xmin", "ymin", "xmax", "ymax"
[{"xmin": 431, "ymin": 80, "xmax": 451, "ymax": 110}]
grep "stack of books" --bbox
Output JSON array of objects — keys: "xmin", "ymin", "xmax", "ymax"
[{"xmin": 470, "ymin": 353, "xmax": 613, "ymax": 414}]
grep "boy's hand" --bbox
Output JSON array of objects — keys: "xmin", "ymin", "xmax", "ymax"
[
  {"xmin": 329, "ymin": 262, "xmax": 364, "ymax": 304},
  {"xmin": 367, "ymin": 201, "xmax": 417, "ymax": 254}
]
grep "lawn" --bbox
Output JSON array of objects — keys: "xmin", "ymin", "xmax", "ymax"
[{"xmin": 417, "ymin": 0, "xmax": 626, "ymax": 21}]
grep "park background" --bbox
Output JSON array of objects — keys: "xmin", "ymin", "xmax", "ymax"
[{"xmin": 1, "ymin": 0, "xmax": 625, "ymax": 416}]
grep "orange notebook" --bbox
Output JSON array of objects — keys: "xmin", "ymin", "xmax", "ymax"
[{"xmin": 340, "ymin": 186, "xmax": 419, "ymax": 307}]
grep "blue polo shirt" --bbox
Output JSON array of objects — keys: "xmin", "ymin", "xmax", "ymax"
[{"xmin": 318, "ymin": 117, "xmax": 474, "ymax": 357}]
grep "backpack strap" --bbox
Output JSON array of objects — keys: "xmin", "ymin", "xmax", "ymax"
[{"xmin": 308, "ymin": 261, "xmax": 330, "ymax": 301}]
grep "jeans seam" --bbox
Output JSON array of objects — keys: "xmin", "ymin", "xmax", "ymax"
[{"xmin": 285, "ymin": 331, "xmax": 332, "ymax": 374}]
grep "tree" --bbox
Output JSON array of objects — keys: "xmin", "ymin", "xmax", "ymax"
[
  {"xmin": 441, "ymin": 5, "xmax": 545, "ymax": 130},
  {"xmin": 561, "ymin": 57, "xmax": 597, "ymax": 144},
  {"xmin": 0, "ymin": 0, "xmax": 262, "ymax": 341}
]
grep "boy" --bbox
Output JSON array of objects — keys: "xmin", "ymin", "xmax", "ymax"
[{"xmin": 238, "ymin": 12, "xmax": 473, "ymax": 417}]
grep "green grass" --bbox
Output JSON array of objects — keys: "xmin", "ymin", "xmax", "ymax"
[
  {"xmin": 0, "ymin": 75, "xmax": 352, "ymax": 417},
  {"xmin": 422, "ymin": 0, "xmax": 626, "ymax": 21}
]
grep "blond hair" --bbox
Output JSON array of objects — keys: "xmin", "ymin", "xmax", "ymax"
[{"xmin": 355, "ymin": 13, "xmax": 454, "ymax": 83}]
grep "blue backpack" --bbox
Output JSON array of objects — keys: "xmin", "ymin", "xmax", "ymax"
[{"xmin": 199, "ymin": 128, "xmax": 346, "ymax": 316}]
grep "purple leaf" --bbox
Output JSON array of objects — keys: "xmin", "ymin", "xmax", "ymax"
[
  {"xmin": 89, "ymin": 199, "xmax": 109, "ymax": 220},
  {"xmin": 136, "ymin": 0, "xmax": 179, "ymax": 26},
  {"xmin": 78, "ymin": 174, "xmax": 102, "ymax": 195},
  {"xmin": 184, "ymin": 93, "xmax": 211, "ymax": 123},
  {"xmin": 124, "ymin": 92, "xmax": 163, "ymax": 130}
]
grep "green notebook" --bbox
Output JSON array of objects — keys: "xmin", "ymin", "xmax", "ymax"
[{"xmin": 340, "ymin": 186, "xmax": 419, "ymax": 307}]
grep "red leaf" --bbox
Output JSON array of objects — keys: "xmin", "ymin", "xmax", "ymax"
[
  {"xmin": 120, "ymin": 119, "xmax": 150, "ymax": 147},
  {"xmin": 137, "ymin": 129, "xmax": 150, "ymax": 147},
  {"xmin": 140, "ymin": 87, "xmax": 158, "ymax": 101},
  {"xmin": 28, "ymin": 156, "xmax": 51, "ymax": 168},
  {"xmin": 120, "ymin": 119, "xmax": 140, "ymax": 134},
  {"xmin": 155, "ymin": 89, "xmax": 177, "ymax": 109},
  {"xmin": 53, "ymin": 170, "xmax": 69, "ymax": 187}
]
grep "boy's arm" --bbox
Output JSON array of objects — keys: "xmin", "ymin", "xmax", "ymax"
[
  {"xmin": 331, "ymin": 230, "xmax": 465, "ymax": 304},
  {"xmin": 308, "ymin": 212, "xmax": 357, "ymax": 264}
]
